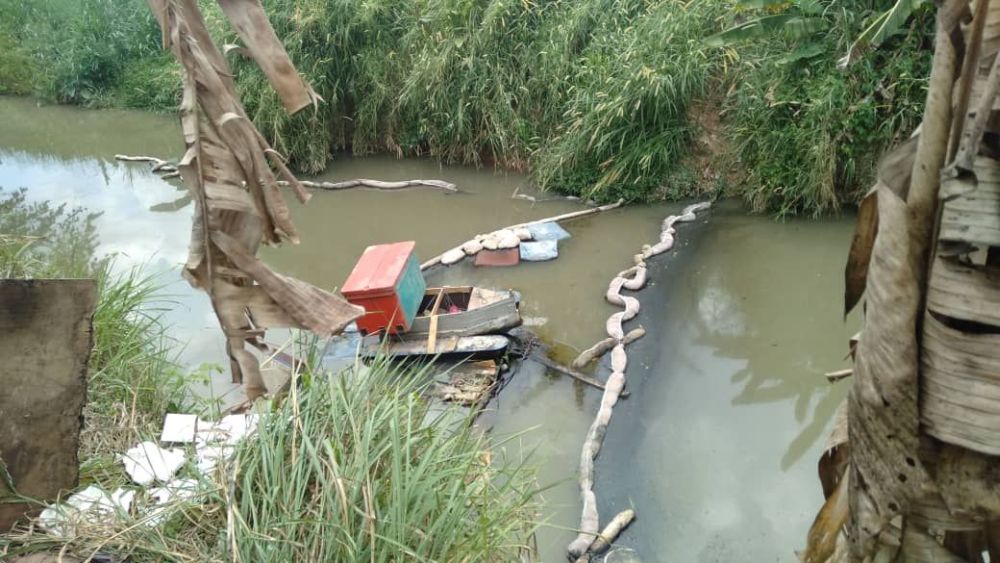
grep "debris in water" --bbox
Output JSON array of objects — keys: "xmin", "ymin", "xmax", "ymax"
[
  {"xmin": 474, "ymin": 248, "xmax": 520, "ymax": 267},
  {"xmin": 519, "ymin": 239, "xmax": 559, "ymax": 261},
  {"xmin": 431, "ymin": 360, "xmax": 500, "ymax": 407},
  {"xmin": 567, "ymin": 202, "xmax": 711, "ymax": 559},
  {"xmin": 526, "ymin": 221, "xmax": 571, "ymax": 241}
]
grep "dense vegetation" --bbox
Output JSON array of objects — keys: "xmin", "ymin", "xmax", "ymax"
[{"xmin": 0, "ymin": 0, "xmax": 933, "ymax": 214}]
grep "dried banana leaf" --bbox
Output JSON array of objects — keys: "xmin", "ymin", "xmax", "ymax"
[
  {"xmin": 844, "ymin": 137, "xmax": 917, "ymax": 316},
  {"xmin": 148, "ymin": 0, "xmax": 362, "ymax": 397},
  {"xmin": 847, "ymin": 185, "xmax": 928, "ymax": 557}
]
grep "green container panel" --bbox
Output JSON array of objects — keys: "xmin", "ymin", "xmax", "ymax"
[{"xmin": 395, "ymin": 255, "xmax": 425, "ymax": 328}]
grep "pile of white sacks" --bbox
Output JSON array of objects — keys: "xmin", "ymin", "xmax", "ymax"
[
  {"xmin": 38, "ymin": 413, "xmax": 258, "ymax": 536},
  {"xmin": 439, "ymin": 222, "xmax": 570, "ymax": 265}
]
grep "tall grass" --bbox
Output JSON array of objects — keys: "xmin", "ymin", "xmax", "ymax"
[
  {"xmin": 3, "ymin": 359, "xmax": 539, "ymax": 562},
  {"xmin": 718, "ymin": 0, "xmax": 933, "ymax": 215},
  {"xmin": 0, "ymin": 0, "xmax": 175, "ymax": 107},
  {"xmin": 232, "ymin": 358, "xmax": 538, "ymax": 561},
  {"xmin": 1, "ymin": 0, "xmax": 934, "ymax": 212},
  {"xmin": 227, "ymin": 0, "xmax": 721, "ymax": 202}
]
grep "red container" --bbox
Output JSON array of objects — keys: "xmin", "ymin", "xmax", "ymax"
[{"xmin": 341, "ymin": 241, "xmax": 425, "ymax": 335}]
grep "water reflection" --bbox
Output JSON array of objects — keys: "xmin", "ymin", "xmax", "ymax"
[{"xmin": 690, "ymin": 209, "xmax": 856, "ymax": 468}]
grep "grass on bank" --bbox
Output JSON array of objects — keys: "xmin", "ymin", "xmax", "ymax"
[
  {"xmin": 0, "ymin": 189, "xmax": 539, "ymax": 561},
  {"xmin": 4, "ymin": 360, "xmax": 540, "ymax": 562},
  {"xmin": 0, "ymin": 0, "xmax": 933, "ymax": 214}
]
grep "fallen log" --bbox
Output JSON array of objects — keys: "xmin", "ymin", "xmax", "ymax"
[
  {"xmin": 533, "ymin": 353, "xmax": 629, "ymax": 397},
  {"xmin": 421, "ymin": 198, "xmax": 625, "ymax": 270},
  {"xmin": 280, "ymin": 178, "xmax": 458, "ymax": 192},
  {"xmin": 114, "ymin": 154, "xmax": 178, "ymax": 173},
  {"xmin": 116, "ymin": 154, "xmax": 458, "ymax": 192}
]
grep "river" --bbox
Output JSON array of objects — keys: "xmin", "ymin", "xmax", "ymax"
[{"xmin": 0, "ymin": 95, "xmax": 857, "ymax": 562}]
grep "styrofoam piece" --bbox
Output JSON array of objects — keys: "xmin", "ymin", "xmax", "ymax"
[
  {"xmin": 494, "ymin": 229, "xmax": 520, "ymax": 249},
  {"xmin": 526, "ymin": 221, "xmax": 570, "ymax": 241},
  {"xmin": 38, "ymin": 485, "xmax": 135, "ymax": 537},
  {"xmin": 160, "ymin": 413, "xmax": 197, "ymax": 443},
  {"xmin": 121, "ymin": 441, "xmax": 185, "ymax": 485},
  {"xmin": 192, "ymin": 413, "xmax": 260, "ymax": 474},
  {"xmin": 195, "ymin": 413, "xmax": 257, "ymax": 446},
  {"xmin": 194, "ymin": 444, "xmax": 232, "ymax": 474},
  {"xmin": 519, "ymin": 240, "xmax": 559, "ymax": 261},
  {"xmin": 145, "ymin": 478, "xmax": 201, "ymax": 526},
  {"xmin": 461, "ymin": 240, "xmax": 484, "ymax": 255}
]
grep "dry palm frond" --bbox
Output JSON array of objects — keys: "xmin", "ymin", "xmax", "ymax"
[{"xmin": 147, "ymin": 0, "xmax": 362, "ymax": 398}]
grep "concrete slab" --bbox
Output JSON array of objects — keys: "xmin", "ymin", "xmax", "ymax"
[{"xmin": 0, "ymin": 279, "xmax": 96, "ymax": 530}]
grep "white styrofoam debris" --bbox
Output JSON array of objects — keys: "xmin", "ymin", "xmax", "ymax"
[
  {"xmin": 513, "ymin": 227, "xmax": 532, "ymax": 241},
  {"xmin": 481, "ymin": 235, "xmax": 499, "ymax": 250},
  {"xmin": 144, "ymin": 478, "xmax": 202, "ymax": 526},
  {"xmin": 215, "ymin": 414, "xmax": 258, "ymax": 445},
  {"xmin": 192, "ymin": 413, "xmax": 260, "ymax": 473},
  {"xmin": 38, "ymin": 485, "xmax": 135, "ymax": 537},
  {"xmin": 121, "ymin": 441, "xmax": 186, "ymax": 485},
  {"xmin": 160, "ymin": 413, "xmax": 198, "ymax": 443},
  {"xmin": 494, "ymin": 229, "xmax": 520, "ymax": 249},
  {"xmin": 194, "ymin": 444, "xmax": 232, "ymax": 474}
]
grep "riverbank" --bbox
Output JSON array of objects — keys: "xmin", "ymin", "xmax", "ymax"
[
  {"xmin": 2, "ymin": 97, "xmax": 857, "ymax": 561},
  {"xmin": 0, "ymin": 0, "xmax": 932, "ymax": 215}
]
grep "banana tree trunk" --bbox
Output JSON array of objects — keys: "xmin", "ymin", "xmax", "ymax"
[{"xmin": 802, "ymin": 0, "xmax": 1000, "ymax": 560}]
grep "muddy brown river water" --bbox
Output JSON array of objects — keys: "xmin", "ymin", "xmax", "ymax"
[{"xmin": 0, "ymin": 96, "xmax": 858, "ymax": 562}]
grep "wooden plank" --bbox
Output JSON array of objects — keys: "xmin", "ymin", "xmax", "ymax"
[{"xmin": 0, "ymin": 280, "xmax": 96, "ymax": 530}]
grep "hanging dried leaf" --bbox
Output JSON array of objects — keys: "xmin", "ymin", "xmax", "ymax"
[
  {"xmin": 801, "ymin": 472, "xmax": 849, "ymax": 563},
  {"xmin": 819, "ymin": 400, "xmax": 849, "ymax": 498},
  {"xmin": 926, "ymin": 254, "xmax": 1000, "ymax": 327},
  {"xmin": 217, "ymin": 0, "xmax": 319, "ymax": 114},
  {"xmin": 844, "ymin": 137, "xmax": 917, "ymax": 316},
  {"xmin": 921, "ymin": 313, "xmax": 1000, "ymax": 454},
  {"xmin": 148, "ymin": 0, "xmax": 362, "ymax": 398},
  {"xmin": 847, "ymin": 185, "xmax": 929, "ymax": 557}
]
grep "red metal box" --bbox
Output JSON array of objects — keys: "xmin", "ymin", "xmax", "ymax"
[{"xmin": 341, "ymin": 241, "xmax": 425, "ymax": 335}]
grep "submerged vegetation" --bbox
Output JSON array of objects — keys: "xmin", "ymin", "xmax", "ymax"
[
  {"xmin": 0, "ymin": 189, "xmax": 538, "ymax": 561},
  {"xmin": 0, "ymin": 0, "xmax": 933, "ymax": 212}
]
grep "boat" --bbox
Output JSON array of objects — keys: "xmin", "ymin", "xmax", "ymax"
[
  {"xmin": 405, "ymin": 286, "xmax": 521, "ymax": 339},
  {"xmin": 360, "ymin": 334, "xmax": 511, "ymax": 360}
]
